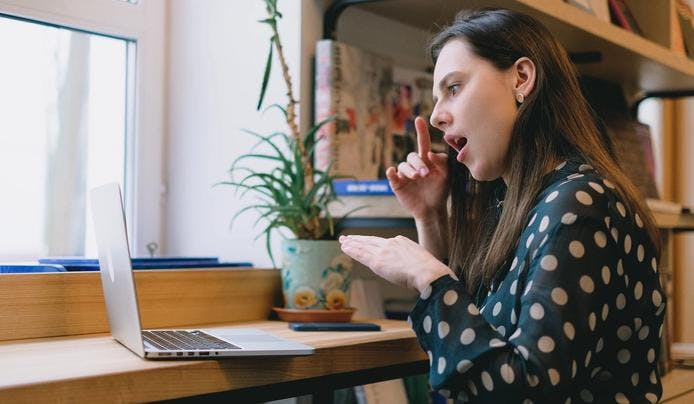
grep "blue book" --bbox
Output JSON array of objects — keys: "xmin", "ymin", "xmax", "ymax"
[
  {"xmin": 38, "ymin": 257, "xmax": 252, "ymax": 272},
  {"xmin": 0, "ymin": 264, "xmax": 67, "ymax": 273},
  {"xmin": 333, "ymin": 179, "xmax": 394, "ymax": 196},
  {"xmin": 39, "ymin": 256, "xmax": 220, "ymax": 266}
]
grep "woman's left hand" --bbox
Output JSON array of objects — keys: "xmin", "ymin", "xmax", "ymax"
[{"xmin": 338, "ymin": 234, "xmax": 454, "ymax": 294}]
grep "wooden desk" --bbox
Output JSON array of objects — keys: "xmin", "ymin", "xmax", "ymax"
[
  {"xmin": 2, "ymin": 323, "xmax": 693, "ymax": 402},
  {"xmin": 1, "ymin": 269, "xmax": 692, "ymax": 402},
  {"xmin": 0, "ymin": 270, "xmax": 427, "ymax": 401},
  {"xmin": 0, "ymin": 319, "xmax": 427, "ymax": 402},
  {"xmin": 662, "ymin": 368, "xmax": 694, "ymax": 403}
]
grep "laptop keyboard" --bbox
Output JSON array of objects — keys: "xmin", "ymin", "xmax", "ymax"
[{"xmin": 142, "ymin": 330, "xmax": 241, "ymax": 351}]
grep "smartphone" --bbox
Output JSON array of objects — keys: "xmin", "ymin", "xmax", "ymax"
[{"xmin": 288, "ymin": 322, "xmax": 381, "ymax": 331}]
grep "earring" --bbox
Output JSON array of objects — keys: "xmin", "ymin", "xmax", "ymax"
[{"xmin": 515, "ymin": 92, "xmax": 525, "ymax": 104}]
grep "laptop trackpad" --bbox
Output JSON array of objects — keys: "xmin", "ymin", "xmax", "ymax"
[
  {"xmin": 219, "ymin": 334, "xmax": 284, "ymax": 343},
  {"xmin": 205, "ymin": 328, "xmax": 286, "ymax": 343}
]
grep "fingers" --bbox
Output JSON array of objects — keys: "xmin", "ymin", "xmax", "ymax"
[
  {"xmin": 385, "ymin": 166, "xmax": 404, "ymax": 190},
  {"xmin": 415, "ymin": 116, "xmax": 431, "ymax": 162},
  {"xmin": 340, "ymin": 235, "xmax": 386, "ymax": 245},
  {"xmin": 428, "ymin": 151, "xmax": 449, "ymax": 167},
  {"xmin": 386, "ymin": 117, "xmax": 442, "ymax": 189},
  {"xmin": 340, "ymin": 235, "xmax": 409, "ymax": 251},
  {"xmin": 397, "ymin": 160, "xmax": 420, "ymax": 180},
  {"xmin": 389, "ymin": 152, "xmax": 428, "ymax": 184},
  {"xmin": 407, "ymin": 152, "xmax": 429, "ymax": 176},
  {"xmin": 338, "ymin": 235, "xmax": 382, "ymax": 265}
]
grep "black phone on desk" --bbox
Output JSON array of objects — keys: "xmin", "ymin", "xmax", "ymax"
[{"xmin": 289, "ymin": 322, "xmax": 381, "ymax": 331}]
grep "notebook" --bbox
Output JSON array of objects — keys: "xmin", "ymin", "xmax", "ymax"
[{"xmin": 89, "ymin": 182, "xmax": 313, "ymax": 358}]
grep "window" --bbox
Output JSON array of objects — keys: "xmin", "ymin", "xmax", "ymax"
[
  {"xmin": 0, "ymin": 0, "xmax": 166, "ymax": 262},
  {"xmin": 0, "ymin": 15, "xmax": 134, "ymax": 260}
]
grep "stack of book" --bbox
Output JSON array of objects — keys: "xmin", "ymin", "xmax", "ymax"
[{"xmin": 314, "ymin": 39, "xmax": 444, "ymax": 197}]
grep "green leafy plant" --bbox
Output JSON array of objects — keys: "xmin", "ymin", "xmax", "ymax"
[{"xmin": 218, "ymin": 0, "xmax": 359, "ymax": 264}]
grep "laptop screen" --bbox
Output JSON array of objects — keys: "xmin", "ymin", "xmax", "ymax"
[{"xmin": 90, "ymin": 183, "xmax": 145, "ymax": 357}]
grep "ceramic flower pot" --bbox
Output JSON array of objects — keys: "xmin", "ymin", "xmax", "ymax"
[{"xmin": 280, "ymin": 239, "xmax": 353, "ymax": 310}]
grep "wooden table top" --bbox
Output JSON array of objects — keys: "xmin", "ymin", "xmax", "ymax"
[
  {"xmin": 0, "ymin": 319, "xmax": 426, "ymax": 402},
  {"xmin": 1, "ymin": 317, "xmax": 692, "ymax": 402}
]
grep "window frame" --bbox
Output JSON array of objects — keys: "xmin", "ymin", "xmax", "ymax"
[{"xmin": 0, "ymin": 0, "xmax": 166, "ymax": 258}]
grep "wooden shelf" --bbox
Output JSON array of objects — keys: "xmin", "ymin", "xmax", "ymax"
[
  {"xmin": 331, "ymin": 195, "xmax": 694, "ymax": 230},
  {"xmin": 672, "ymin": 342, "xmax": 694, "ymax": 361},
  {"xmin": 652, "ymin": 210, "xmax": 694, "ymax": 231},
  {"xmin": 346, "ymin": 0, "xmax": 694, "ymax": 97},
  {"xmin": 647, "ymin": 199, "xmax": 694, "ymax": 230}
]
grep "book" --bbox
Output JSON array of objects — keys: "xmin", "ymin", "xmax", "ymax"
[
  {"xmin": 314, "ymin": 39, "xmax": 443, "ymax": 183},
  {"xmin": 39, "ymin": 256, "xmax": 220, "ymax": 265},
  {"xmin": 564, "ymin": 0, "xmax": 595, "ymax": 15},
  {"xmin": 37, "ymin": 257, "xmax": 252, "ymax": 271},
  {"xmin": 677, "ymin": 3, "xmax": 694, "ymax": 59},
  {"xmin": 671, "ymin": 1, "xmax": 686, "ymax": 55},
  {"xmin": 589, "ymin": 0, "xmax": 611, "ymax": 22},
  {"xmin": 657, "ymin": 232, "xmax": 673, "ymax": 375},
  {"xmin": 608, "ymin": 120, "xmax": 659, "ymax": 200},
  {"xmin": 608, "ymin": 0, "xmax": 643, "ymax": 35},
  {"xmin": 0, "ymin": 264, "xmax": 67, "ymax": 273},
  {"xmin": 314, "ymin": 39, "xmax": 392, "ymax": 181},
  {"xmin": 388, "ymin": 65, "xmax": 445, "ymax": 167},
  {"xmin": 333, "ymin": 179, "xmax": 393, "ymax": 196},
  {"xmin": 578, "ymin": 76, "xmax": 658, "ymax": 200}
]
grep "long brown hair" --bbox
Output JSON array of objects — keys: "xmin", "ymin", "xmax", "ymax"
[{"xmin": 428, "ymin": 9, "xmax": 661, "ymax": 295}]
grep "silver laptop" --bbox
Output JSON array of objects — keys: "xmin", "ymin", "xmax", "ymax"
[{"xmin": 90, "ymin": 182, "xmax": 313, "ymax": 359}]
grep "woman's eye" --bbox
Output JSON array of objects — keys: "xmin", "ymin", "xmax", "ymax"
[{"xmin": 447, "ymin": 84, "xmax": 460, "ymax": 95}]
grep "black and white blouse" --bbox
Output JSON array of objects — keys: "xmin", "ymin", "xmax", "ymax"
[{"xmin": 409, "ymin": 159, "xmax": 666, "ymax": 403}]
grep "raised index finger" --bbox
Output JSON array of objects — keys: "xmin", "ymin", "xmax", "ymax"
[{"xmin": 415, "ymin": 116, "xmax": 431, "ymax": 162}]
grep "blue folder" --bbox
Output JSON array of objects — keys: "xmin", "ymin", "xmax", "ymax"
[
  {"xmin": 0, "ymin": 264, "xmax": 67, "ymax": 273},
  {"xmin": 37, "ymin": 257, "xmax": 252, "ymax": 272}
]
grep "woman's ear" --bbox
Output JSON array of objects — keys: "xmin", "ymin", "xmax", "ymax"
[{"xmin": 513, "ymin": 57, "xmax": 536, "ymax": 99}]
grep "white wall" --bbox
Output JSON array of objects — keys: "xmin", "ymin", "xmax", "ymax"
[
  {"xmin": 164, "ymin": 1, "xmax": 431, "ymax": 267},
  {"xmin": 165, "ymin": 0, "xmax": 303, "ymax": 267}
]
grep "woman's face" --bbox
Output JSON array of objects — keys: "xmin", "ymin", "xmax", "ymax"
[{"xmin": 430, "ymin": 38, "xmax": 519, "ymax": 183}]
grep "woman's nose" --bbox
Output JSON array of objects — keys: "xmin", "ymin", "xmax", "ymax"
[{"xmin": 430, "ymin": 105, "xmax": 449, "ymax": 131}]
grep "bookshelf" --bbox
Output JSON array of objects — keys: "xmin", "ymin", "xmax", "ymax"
[
  {"xmin": 319, "ymin": 0, "xmax": 694, "ymax": 372},
  {"xmin": 323, "ymin": 0, "xmax": 694, "ymax": 228},
  {"xmin": 325, "ymin": 0, "xmax": 694, "ymax": 100}
]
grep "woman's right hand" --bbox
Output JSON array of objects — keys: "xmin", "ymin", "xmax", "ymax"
[{"xmin": 386, "ymin": 116, "xmax": 449, "ymax": 221}]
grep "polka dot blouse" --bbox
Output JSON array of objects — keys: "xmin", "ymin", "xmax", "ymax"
[{"xmin": 409, "ymin": 159, "xmax": 666, "ymax": 403}]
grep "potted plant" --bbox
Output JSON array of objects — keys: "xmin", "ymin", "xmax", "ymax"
[{"xmin": 219, "ymin": 0, "xmax": 356, "ymax": 312}]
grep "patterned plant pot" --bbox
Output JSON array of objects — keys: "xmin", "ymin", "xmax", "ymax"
[{"xmin": 280, "ymin": 239, "xmax": 353, "ymax": 310}]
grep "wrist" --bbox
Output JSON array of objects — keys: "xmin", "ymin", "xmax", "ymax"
[
  {"xmin": 414, "ymin": 261, "xmax": 454, "ymax": 295},
  {"xmin": 414, "ymin": 208, "xmax": 448, "ymax": 227}
]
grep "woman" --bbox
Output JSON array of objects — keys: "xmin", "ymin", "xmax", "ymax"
[{"xmin": 339, "ymin": 8, "xmax": 665, "ymax": 403}]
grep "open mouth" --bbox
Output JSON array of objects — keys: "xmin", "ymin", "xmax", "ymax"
[
  {"xmin": 445, "ymin": 135, "xmax": 468, "ymax": 152},
  {"xmin": 454, "ymin": 137, "xmax": 468, "ymax": 152}
]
